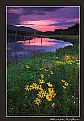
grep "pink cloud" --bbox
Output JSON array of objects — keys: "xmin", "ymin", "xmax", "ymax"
[
  {"xmin": 20, "ymin": 20, "xmax": 56, "ymax": 26},
  {"xmin": 66, "ymin": 18, "xmax": 80, "ymax": 22},
  {"xmin": 18, "ymin": 20, "xmax": 57, "ymax": 31}
]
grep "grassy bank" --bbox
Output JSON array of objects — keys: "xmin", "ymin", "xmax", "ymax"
[
  {"xmin": 7, "ymin": 40, "xmax": 80, "ymax": 116},
  {"xmin": 36, "ymin": 35, "xmax": 79, "ymax": 44},
  {"xmin": 8, "ymin": 34, "xmax": 79, "ymax": 44}
]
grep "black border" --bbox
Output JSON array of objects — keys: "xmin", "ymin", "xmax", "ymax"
[{"xmin": 0, "ymin": 0, "xmax": 84, "ymax": 121}]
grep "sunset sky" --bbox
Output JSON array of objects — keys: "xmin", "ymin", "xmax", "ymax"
[{"xmin": 7, "ymin": 6, "xmax": 80, "ymax": 32}]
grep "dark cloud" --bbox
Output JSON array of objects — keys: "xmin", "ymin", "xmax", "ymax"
[
  {"xmin": 7, "ymin": 7, "xmax": 63, "ymax": 15},
  {"xmin": 7, "ymin": 7, "xmax": 63, "ymax": 25},
  {"xmin": 7, "ymin": 13, "xmax": 20, "ymax": 25},
  {"xmin": 49, "ymin": 21, "xmax": 79, "ymax": 27}
]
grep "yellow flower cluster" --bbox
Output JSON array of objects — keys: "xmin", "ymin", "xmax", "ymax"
[
  {"xmin": 25, "ymin": 80, "xmax": 56, "ymax": 107},
  {"xmin": 46, "ymin": 87, "xmax": 56, "ymax": 101},
  {"xmin": 25, "ymin": 68, "xmax": 56, "ymax": 107},
  {"xmin": 64, "ymin": 54, "xmax": 80, "ymax": 65},
  {"xmin": 39, "ymin": 68, "xmax": 53, "ymax": 74},
  {"xmin": 61, "ymin": 79, "xmax": 69, "ymax": 89}
]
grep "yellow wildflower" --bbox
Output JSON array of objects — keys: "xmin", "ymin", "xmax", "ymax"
[
  {"xmin": 64, "ymin": 55, "xmax": 70, "ymax": 60},
  {"xmin": 34, "ymin": 98, "xmax": 41, "ymax": 105},
  {"xmin": 25, "ymin": 85, "xmax": 31, "ymax": 91},
  {"xmin": 51, "ymin": 103, "xmax": 56, "ymax": 108},
  {"xmin": 37, "ymin": 90, "xmax": 47, "ymax": 98},
  {"xmin": 50, "ymin": 71, "xmax": 53, "ymax": 74},
  {"xmin": 39, "ymin": 68, "xmax": 44, "ymax": 70},
  {"xmin": 52, "ymin": 93, "xmax": 56, "ymax": 98},
  {"xmin": 64, "ymin": 82, "xmax": 68, "ymax": 87},
  {"xmin": 25, "ymin": 65, "xmax": 30, "ymax": 69},
  {"xmin": 77, "ymin": 60, "xmax": 80, "ymax": 65},
  {"xmin": 38, "ymin": 85, "xmax": 43, "ymax": 90},
  {"xmin": 67, "ymin": 60, "xmax": 73, "ymax": 64},
  {"xmin": 47, "ymin": 82, "xmax": 53, "ymax": 87},
  {"xmin": 39, "ymin": 79, "xmax": 45, "ymax": 84},
  {"xmin": 44, "ymin": 68, "xmax": 47, "ymax": 71},
  {"xmin": 46, "ymin": 93, "xmax": 53, "ymax": 101},
  {"xmin": 61, "ymin": 80, "xmax": 65, "ymax": 83},
  {"xmin": 40, "ymin": 74, "xmax": 44, "ymax": 79},
  {"xmin": 63, "ymin": 86, "xmax": 66, "ymax": 89},
  {"xmin": 31, "ymin": 83, "xmax": 38, "ymax": 90},
  {"xmin": 48, "ymin": 88, "xmax": 54, "ymax": 94}
]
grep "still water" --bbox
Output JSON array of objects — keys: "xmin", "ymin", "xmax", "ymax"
[{"xmin": 7, "ymin": 37, "xmax": 73, "ymax": 61}]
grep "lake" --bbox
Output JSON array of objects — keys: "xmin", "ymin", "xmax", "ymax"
[{"xmin": 7, "ymin": 37, "xmax": 73, "ymax": 61}]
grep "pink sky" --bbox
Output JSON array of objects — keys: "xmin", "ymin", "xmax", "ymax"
[{"xmin": 7, "ymin": 7, "xmax": 80, "ymax": 32}]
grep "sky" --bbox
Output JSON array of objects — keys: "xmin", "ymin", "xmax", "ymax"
[{"xmin": 7, "ymin": 6, "xmax": 80, "ymax": 32}]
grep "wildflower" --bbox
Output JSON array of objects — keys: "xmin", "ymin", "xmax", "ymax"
[
  {"xmin": 30, "ymin": 83, "xmax": 39, "ymax": 90},
  {"xmin": 47, "ymin": 82, "xmax": 53, "ymax": 87},
  {"xmin": 50, "ymin": 71, "xmax": 53, "ymax": 74},
  {"xmin": 37, "ymin": 90, "xmax": 47, "ymax": 98},
  {"xmin": 39, "ymin": 79, "xmax": 45, "ymax": 84},
  {"xmin": 46, "ymin": 93, "xmax": 53, "ymax": 101},
  {"xmin": 38, "ymin": 85, "xmax": 43, "ymax": 90},
  {"xmin": 51, "ymin": 103, "xmax": 56, "ymax": 108},
  {"xmin": 48, "ymin": 88, "xmax": 54, "ymax": 94},
  {"xmin": 25, "ymin": 65, "xmax": 30, "ymax": 69},
  {"xmin": 52, "ymin": 93, "xmax": 56, "ymax": 98},
  {"xmin": 64, "ymin": 82, "xmax": 68, "ymax": 87},
  {"xmin": 61, "ymin": 80, "xmax": 65, "ymax": 83},
  {"xmin": 34, "ymin": 98, "xmax": 41, "ymax": 105},
  {"xmin": 76, "ymin": 60, "xmax": 80, "ymax": 65},
  {"xmin": 44, "ymin": 68, "xmax": 47, "ymax": 71},
  {"xmin": 67, "ymin": 60, "xmax": 73, "ymax": 64},
  {"xmin": 25, "ymin": 85, "xmax": 31, "ymax": 91},
  {"xmin": 40, "ymin": 74, "xmax": 44, "ymax": 79},
  {"xmin": 39, "ymin": 68, "xmax": 44, "ymax": 70},
  {"xmin": 64, "ymin": 55, "xmax": 70, "ymax": 60},
  {"xmin": 63, "ymin": 86, "xmax": 66, "ymax": 89},
  {"xmin": 31, "ymin": 83, "xmax": 38, "ymax": 90}
]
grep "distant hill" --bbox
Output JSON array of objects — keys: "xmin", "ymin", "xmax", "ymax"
[
  {"xmin": 42, "ymin": 23, "xmax": 79, "ymax": 35},
  {"xmin": 54, "ymin": 23, "xmax": 79, "ymax": 35},
  {"xmin": 7, "ymin": 25, "xmax": 41, "ymax": 35}
]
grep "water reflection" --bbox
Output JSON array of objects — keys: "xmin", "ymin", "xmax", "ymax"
[
  {"xmin": 7, "ymin": 37, "xmax": 73, "ymax": 61},
  {"xmin": 18, "ymin": 37, "xmax": 73, "ymax": 52}
]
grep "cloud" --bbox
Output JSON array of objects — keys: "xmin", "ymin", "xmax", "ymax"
[
  {"xmin": 49, "ymin": 19, "xmax": 79, "ymax": 26},
  {"xmin": 7, "ymin": 6, "xmax": 80, "ymax": 31},
  {"xmin": 7, "ymin": 13, "xmax": 20, "ymax": 25},
  {"xmin": 7, "ymin": 7, "xmax": 63, "ymax": 15}
]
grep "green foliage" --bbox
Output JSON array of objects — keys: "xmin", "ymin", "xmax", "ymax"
[{"xmin": 7, "ymin": 43, "xmax": 79, "ymax": 116}]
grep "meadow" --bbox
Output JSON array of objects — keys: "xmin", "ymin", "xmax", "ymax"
[{"xmin": 7, "ymin": 35, "xmax": 80, "ymax": 116}]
